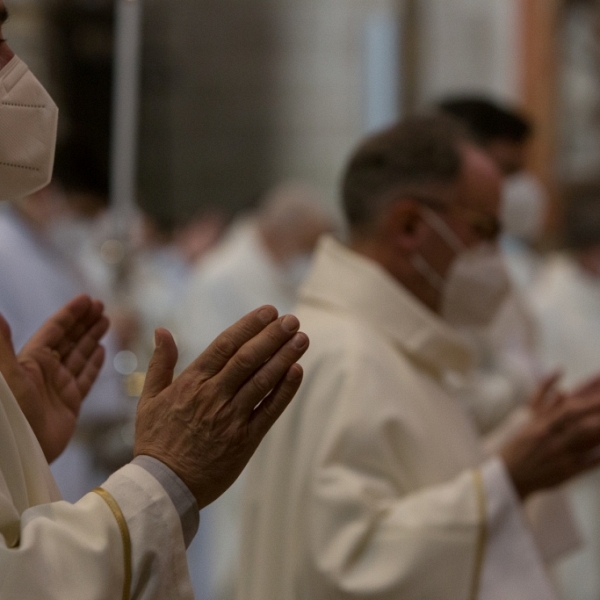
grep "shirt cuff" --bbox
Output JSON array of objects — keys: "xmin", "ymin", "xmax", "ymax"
[
  {"xmin": 131, "ymin": 455, "xmax": 199, "ymax": 548},
  {"xmin": 478, "ymin": 457, "xmax": 558, "ymax": 600}
]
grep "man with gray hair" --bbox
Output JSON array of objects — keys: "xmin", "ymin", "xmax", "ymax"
[{"xmin": 239, "ymin": 115, "xmax": 600, "ymax": 599}]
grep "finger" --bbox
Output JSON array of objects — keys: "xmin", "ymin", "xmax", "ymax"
[
  {"xmin": 230, "ymin": 332, "xmax": 309, "ymax": 416},
  {"xmin": 572, "ymin": 372, "xmax": 600, "ymax": 397},
  {"xmin": 21, "ymin": 295, "xmax": 94, "ymax": 354},
  {"xmin": 531, "ymin": 371, "xmax": 562, "ymax": 413},
  {"xmin": 55, "ymin": 300, "xmax": 105, "ymax": 358},
  {"xmin": 211, "ymin": 315, "xmax": 301, "ymax": 398},
  {"xmin": 75, "ymin": 345, "xmax": 106, "ymax": 400},
  {"xmin": 64, "ymin": 316, "xmax": 110, "ymax": 377},
  {"xmin": 551, "ymin": 394, "xmax": 600, "ymax": 436},
  {"xmin": 249, "ymin": 364, "xmax": 304, "ymax": 440},
  {"xmin": 188, "ymin": 306, "xmax": 279, "ymax": 376},
  {"xmin": 142, "ymin": 328, "xmax": 179, "ymax": 398},
  {"xmin": 0, "ymin": 312, "xmax": 16, "ymax": 362}
]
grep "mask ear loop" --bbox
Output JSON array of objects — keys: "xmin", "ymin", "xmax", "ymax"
[
  {"xmin": 419, "ymin": 207, "xmax": 465, "ymax": 254},
  {"xmin": 411, "ymin": 253, "xmax": 445, "ymax": 291},
  {"xmin": 409, "ymin": 207, "xmax": 464, "ymax": 294}
]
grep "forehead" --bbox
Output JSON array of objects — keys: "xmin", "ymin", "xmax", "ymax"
[{"xmin": 457, "ymin": 144, "xmax": 503, "ymax": 215}]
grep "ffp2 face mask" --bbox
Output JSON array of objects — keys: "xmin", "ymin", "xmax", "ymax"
[
  {"xmin": 0, "ymin": 55, "xmax": 58, "ymax": 201},
  {"xmin": 412, "ymin": 209, "xmax": 511, "ymax": 328}
]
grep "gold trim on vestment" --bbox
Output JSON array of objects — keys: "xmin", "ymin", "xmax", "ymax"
[
  {"xmin": 470, "ymin": 469, "xmax": 487, "ymax": 600},
  {"xmin": 93, "ymin": 487, "xmax": 132, "ymax": 600}
]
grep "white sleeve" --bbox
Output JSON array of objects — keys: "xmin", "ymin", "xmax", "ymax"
[
  {"xmin": 100, "ymin": 463, "xmax": 195, "ymax": 599},
  {"xmin": 309, "ymin": 457, "xmax": 557, "ymax": 600},
  {"xmin": 0, "ymin": 464, "xmax": 195, "ymax": 600},
  {"xmin": 310, "ymin": 460, "xmax": 487, "ymax": 599},
  {"xmin": 479, "ymin": 457, "xmax": 558, "ymax": 600}
]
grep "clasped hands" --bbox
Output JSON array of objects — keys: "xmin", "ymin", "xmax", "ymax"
[
  {"xmin": 0, "ymin": 296, "xmax": 309, "ymax": 508},
  {"xmin": 502, "ymin": 372, "xmax": 600, "ymax": 499}
]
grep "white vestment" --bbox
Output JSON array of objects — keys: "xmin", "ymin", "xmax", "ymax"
[
  {"xmin": 0, "ymin": 369, "xmax": 194, "ymax": 598},
  {"xmin": 239, "ymin": 237, "xmax": 556, "ymax": 600},
  {"xmin": 530, "ymin": 254, "xmax": 600, "ymax": 600}
]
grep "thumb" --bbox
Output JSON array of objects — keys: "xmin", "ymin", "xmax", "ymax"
[
  {"xmin": 0, "ymin": 312, "xmax": 16, "ymax": 362},
  {"xmin": 142, "ymin": 328, "xmax": 179, "ymax": 398}
]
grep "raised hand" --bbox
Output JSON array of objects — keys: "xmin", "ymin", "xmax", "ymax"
[
  {"xmin": 0, "ymin": 295, "xmax": 109, "ymax": 462},
  {"xmin": 502, "ymin": 374, "xmax": 600, "ymax": 499},
  {"xmin": 135, "ymin": 305, "xmax": 309, "ymax": 509}
]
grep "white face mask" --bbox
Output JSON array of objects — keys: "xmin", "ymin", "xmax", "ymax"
[
  {"xmin": 501, "ymin": 172, "xmax": 548, "ymax": 242},
  {"xmin": 0, "ymin": 56, "xmax": 59, "ymax": 201},
  {"xmin": 412, "ymin": 209, "xmax": 511, "ymax": 327}
]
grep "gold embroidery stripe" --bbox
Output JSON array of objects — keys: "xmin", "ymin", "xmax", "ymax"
[
  {"xmin": 93, "ymin": 487, "xmax": 132, "ymax": 600},
  {"xmin": 470, "ymin": 470, "xmax": 488, "ymax": 600}
]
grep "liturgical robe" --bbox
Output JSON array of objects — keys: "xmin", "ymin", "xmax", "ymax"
[
  {"xmin": 239, "ymin": 237, "xmax": 557, "ymax": 600},
  {"xmin": 0, "ymin": 371, "xmax": 194, "ymax": 598}
]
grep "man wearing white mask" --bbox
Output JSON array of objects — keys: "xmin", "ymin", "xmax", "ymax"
[
  {"xmin": 436, "ymin": 99, "xmax": 579, "ymax": 568},
  {"xmin": 0, "ymin": 5, "xmax": 310, "ymax": 598},
  {"xmin": 438, "ymin": 96, "xmax": 547, "ymax": 421},
  {"xmin": 239, "ymin": 116, "xmax": 600, "ymax": 599}
]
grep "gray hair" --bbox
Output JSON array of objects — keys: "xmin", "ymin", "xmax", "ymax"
[{"xmin": 341, "ymin": 114, "xmax": 471, "ymax": 229}]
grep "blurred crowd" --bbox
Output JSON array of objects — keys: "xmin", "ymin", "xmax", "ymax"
[{"xmin": 10, "ymin": 93, "xmax": 600, "ymax": 600}]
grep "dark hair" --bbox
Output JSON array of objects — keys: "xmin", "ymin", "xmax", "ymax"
[
  {"xmin": 342, "ymin": 114, "xmax": 469, "ymax": 228},
  {"xmin": 438, "ymin": 97, "xmax": 532, "ymax": 145},
  {"xmin": 564, "ymin": 183, "xmax": 600, "ymax": 249}
]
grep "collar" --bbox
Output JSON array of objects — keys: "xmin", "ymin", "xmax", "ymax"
[{"xmin": 299, "ymin": 236, "xmax": 473, "ymax": 375}]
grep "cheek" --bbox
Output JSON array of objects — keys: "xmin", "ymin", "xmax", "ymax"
[
  {"xmin": 0, "ymin": 40, "xmax": 14, "ymax": 70},
  {"xmin": 419, "ymin": 232, "xmax": 457, "ymax": 279}
]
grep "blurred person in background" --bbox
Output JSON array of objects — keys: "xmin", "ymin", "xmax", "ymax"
[
  {"xmin": 0, "ymin": 142, "xmax": 129, "ymax": 502},
  {"xmin": 439, "ymin": 96, "xmax": 548, "ymax": 287},
  {"xmin": 437, "ymin": 98, "xmax": 547, "ymax": 444},
  {"xmin": 530, "ymin": 184, "xmax": 600, "ymax": 600},
  {"xmin": 0, "ymin": 5, "xmax": 310, "ymax": 598},
  {"xmin": 239, "ymin": 115, "xmax": 600, "ymax": 600},
  {"xmin": 438, "ymin": 97, "xmax": 577, "ymax": 572},
  {"xmin": 179, "ymin": 181, "xmax": 334, "ymax": 600},
  {"xmin": 128, "ymin": 209, "xmax": 225, "ymax": 374},
  {"xmin": 179, "ymin": 181, "xmax": 334, "ymax": 364}
]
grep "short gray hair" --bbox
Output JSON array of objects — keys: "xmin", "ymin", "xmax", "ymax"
[{"xmin": 342, "ymin": 114, "xmax": 471, "ymax": 229}]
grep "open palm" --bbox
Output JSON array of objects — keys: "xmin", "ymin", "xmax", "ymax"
[{"xmin": 0, "ymin": 295, "xmax": 109, "ymax": 462}]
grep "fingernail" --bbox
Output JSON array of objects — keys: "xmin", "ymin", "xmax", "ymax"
[
  {"xmin": 292, "ymin": 332, "xmax": 308, "ymax": 349},
  {"xmin": 258, "ymin": 307, "xmax": 276, "ymax": 324},
  {"xmin": 282, "ymin": 315, "xmax": 300, "ymax": 333},
  {"xmin": 287, "ymin": 365, "xmax": 303, "ymax": 382},
  {"xmin": 154, "ymin": 330, "xmax": 161, "ymax": 348}
]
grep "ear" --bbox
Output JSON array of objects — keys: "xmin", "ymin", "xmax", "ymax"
[{"xmin": 384, "ymin": 199, "xmax": 427, "ymax": 253}]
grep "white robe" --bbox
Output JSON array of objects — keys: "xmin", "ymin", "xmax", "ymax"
[
  {"xmin": 530, "ymin": 254, "xmax": 600, "ymax": 600},
  {"xmin": 0, "ymin": 371, "xmax": 194, "ymax": 598},
  {"xmin": 239, "ymin": 237, "xmax": 556, "ymax": 600}
]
